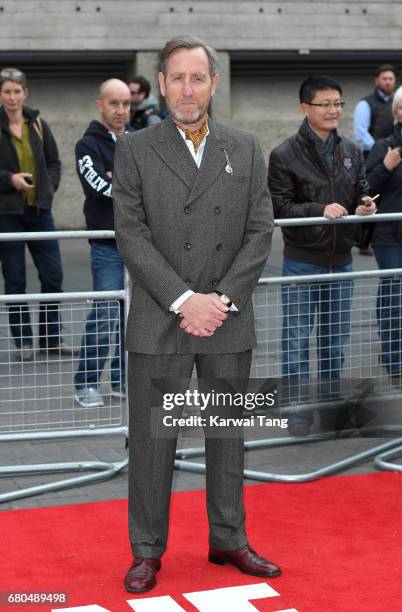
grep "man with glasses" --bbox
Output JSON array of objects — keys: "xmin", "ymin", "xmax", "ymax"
[
  {"xmin": 268, "ymin": 75, "xmax": 376, "ymax": 436},
  {"xmin": 128, "ymin": 76, "xmax": 161, "ymax": 131}
]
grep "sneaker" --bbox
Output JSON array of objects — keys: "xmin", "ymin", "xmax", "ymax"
[
  {"xmin": 40, "ymin": 340, "xmax": 78, "ymax": 356},
  {"xmin": 75, "ymin": 386, "xmax": 104, "ymax": 408},
  {"xmin": 15, "ymin": 345, "xmax": 34, "ymax": 362},
  {"xmin": 111, "ymin": 385, "xmax": 126, "ymax": 399}
]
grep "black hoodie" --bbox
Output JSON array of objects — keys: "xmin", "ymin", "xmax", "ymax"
[{"xmin": 75, "ymin": 120, "xmax": 130, "ymax": 240}]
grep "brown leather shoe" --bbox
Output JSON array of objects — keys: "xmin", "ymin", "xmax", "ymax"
[
  {"xmin": 124, "ymin": 557, "xmax": 161, "ymax": 593},
  {"xmin": 208, "ymin": 544, "xmax": 281, "ymax": 577}
]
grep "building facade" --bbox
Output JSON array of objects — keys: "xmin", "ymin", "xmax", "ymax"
[{"xmin": 1, "ymin": 0, "xmax": 401, "ymax": 227}]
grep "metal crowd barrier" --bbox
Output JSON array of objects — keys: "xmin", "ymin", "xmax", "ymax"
[
  {"xmin": 0, "ymin": 231, "xmax": 129, "ymax": 502},
  {"xmin": 1, "ymin": 217, "xmax": 402, "ymax": 503},
  {"xmin": 175, "ymin": 213, "xmax": 402, "ymax": 480}
]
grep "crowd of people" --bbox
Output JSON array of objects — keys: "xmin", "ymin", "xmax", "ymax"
[
  {"xmin": 0, "ymin": 69, "xmax": 162, "ymax": 408},
  {"xmin": 0, "ymin": 60, "xmax": 401, "ymax": 418}
]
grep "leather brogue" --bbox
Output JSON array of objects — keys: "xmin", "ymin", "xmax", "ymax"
[
  {"xmin": 124, "ymin": 557, "xmax": 161, "ymax": 593},
  {"xmin": 208, "ymin": 544, "xmax": 281, "ymax": 577}
]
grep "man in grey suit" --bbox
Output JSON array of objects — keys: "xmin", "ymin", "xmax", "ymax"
[{"xmin": 113, "ymin": 34, "xmax": 280, "ymax": 594}]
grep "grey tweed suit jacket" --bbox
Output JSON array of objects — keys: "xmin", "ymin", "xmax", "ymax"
[{"xmin": 112, "ymin": 116, "xmax": 274, "ymax": 355}]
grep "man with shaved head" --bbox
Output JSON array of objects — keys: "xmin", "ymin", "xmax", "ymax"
[{"xmin": 74, "ymin": 78, "xmax": 131, "ymax": 408}]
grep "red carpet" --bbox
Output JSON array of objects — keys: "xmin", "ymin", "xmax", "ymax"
[{"xmin": 1, "ymin": 472, "xmax": 401, "ymax": 611}]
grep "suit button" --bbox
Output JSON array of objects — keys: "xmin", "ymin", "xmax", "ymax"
[
  {"xmin": 211, "ymin": 278, "xmax": 218, "ymax": 287},
  {"xmin": 184, "ymin": 242, "xmax": 191, "ymax": 251},
  {"xmin": 185, "ymin": 279, "xmax": 191, "ymax": 286},
  {"xmin": 216, "ymin": 243, "xmax": 223, "ymax": 251},
  {"xmin": 184, "ymin": 206, "xmax": 191, "ymax": 214},
  {"xmin": 214, "ymin": 206, "xmax": 221, "ymax": 214}
]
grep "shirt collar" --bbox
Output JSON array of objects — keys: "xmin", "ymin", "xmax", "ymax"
[{"xmin": 376, "ymin": 89, "xmax": 392, "ymax": 102}]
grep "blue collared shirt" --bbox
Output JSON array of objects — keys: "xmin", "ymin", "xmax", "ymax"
[{"xmin": 354, "ymin": 90, "xmax": 391, "ymax": 152}]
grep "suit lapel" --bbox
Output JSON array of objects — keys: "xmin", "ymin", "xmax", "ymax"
[
  {"xmin": 186, "ymin": 121, "xmax": 234, "ymax": 205},
  {"xmin": 150, "ymin": 116, "xmax": 198, "ymax": 189}
]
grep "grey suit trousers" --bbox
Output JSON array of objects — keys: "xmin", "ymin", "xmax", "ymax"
[{"xmin": 128, "ymin": 350, "xmax": 252, "ymax": 558}]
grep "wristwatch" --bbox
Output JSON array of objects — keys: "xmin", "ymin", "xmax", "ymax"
[{"xmin": 216, "ymin": 292, "xmax": 232, "ymax": 308}]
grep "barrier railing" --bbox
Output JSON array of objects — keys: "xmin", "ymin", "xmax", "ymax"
[
  {"xmin": 0, "ymin": 231, "xmax": 129, "ymax": 502},
  {"xmin": 175, "ymin": 213, "xmax": 402, "ymax": 480},
  {"xmin": 1, "ymin": 216, "xmax": 402, "ymax": 502}
]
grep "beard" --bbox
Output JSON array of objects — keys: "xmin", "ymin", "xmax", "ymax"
[
  {"xmin": 173, "ymin": 107, "xmax": 204, "ymax": 125},
  {"xmin": 168, "ymin": 97, "xmax": 209, "ymax": 126}
]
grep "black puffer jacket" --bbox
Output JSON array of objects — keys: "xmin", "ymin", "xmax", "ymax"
[
  {"xmin": 0, "ymin": 106, "xmax": 61, "ymax": 214},
  {"xmin": 268, "ymin": 120, "xmax": 368, "ymax": 266},
  {"xmin": 366, "ymin": 123, "xmax": 402, "ymax": 245}
]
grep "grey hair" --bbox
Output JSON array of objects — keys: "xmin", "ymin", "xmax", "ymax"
[
  {"xmin": 160, "ymin": 34, "xmax": 219, "ymax": 77},
  {"xmin": 392, "ymin": 85, "xmax": 402, "ymax": 122}
]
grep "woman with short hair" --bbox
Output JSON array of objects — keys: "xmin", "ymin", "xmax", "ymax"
[{"xmin": 366, "ymin": 85, "xmax": 402, "ymax": 379}]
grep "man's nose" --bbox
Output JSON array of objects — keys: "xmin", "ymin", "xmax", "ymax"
[{"xmin": 181, "ymin": 80, "xmax": 194, "ymax": 96}]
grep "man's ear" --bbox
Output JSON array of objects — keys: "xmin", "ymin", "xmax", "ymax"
[
  {"xmin": 300, "ymin": 102, "xmax": 309, "ymax": 119},
  {"xmin": 158, "ymin": 72, "xmax": 166, "ymax": 97},
  {"xmin": 95, "ymin": 98, "xmax": 102, "ymax": 113},
  {"xmin": 211, "ymin": 74, "xmax": 220, "ymax": 96}
]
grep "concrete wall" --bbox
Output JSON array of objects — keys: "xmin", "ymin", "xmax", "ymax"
[
  {"xmin": 26, "ymin": 78, "xmax": 101, "ymax": 229},
  {"xmin": 1, "ymin": 1, "xmax": 402, "ymax": 51},
  {"xmin": 2, "ymin": 0, "xmax": 401, "ymax": 227}
]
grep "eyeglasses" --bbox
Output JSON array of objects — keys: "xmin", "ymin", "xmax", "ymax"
[
  {"xmin": 304, "ymin": 101, "xmax": 346, "ymax": 110},
  {"xmin": 0, "ymin": 69, "xmax": 25, "ymax": 80}
]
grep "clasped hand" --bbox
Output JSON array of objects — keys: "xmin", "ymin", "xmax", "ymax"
[{"xmin": 179, "ymin": 293, "xmax": 229, "ymax": 337}]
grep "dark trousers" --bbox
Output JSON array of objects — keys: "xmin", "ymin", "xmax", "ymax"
[
  {"xmin": 373, "ymin": 245, "xmax": 402, "ymax": 375},
  {"xmin": 0, "ymin": 206, "xmax": 63, "ymax": 348},
  {"xmin": 128, "ymin": 350, "xmax": 252, "ymax": 559}
]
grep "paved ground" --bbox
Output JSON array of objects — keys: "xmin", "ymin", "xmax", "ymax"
[{"xmin": 1, "ymin": 230, "xmax": 399, "ymax": 511}]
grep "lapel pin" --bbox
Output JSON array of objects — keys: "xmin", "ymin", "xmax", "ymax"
[{"xmin": 223, "ymin": 149, "xmax": 233, "ymax": 174}]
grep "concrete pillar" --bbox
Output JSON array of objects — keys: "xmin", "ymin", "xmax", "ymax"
[
  {"xmin": 135, "ymin": 51, "xmax": 161, "ymax": 102},
  {"xmin": 125, "ymin": 53, "xmax": 136, "ymax": 81},
  {"xmin": 211, "ymin": 51, "xmax": 231, "ymax": 124}
]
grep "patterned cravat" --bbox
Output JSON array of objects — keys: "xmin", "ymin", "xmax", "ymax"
[{"xmin": 184, "ymin": 117, "xmax": 209, "ymax": 153}]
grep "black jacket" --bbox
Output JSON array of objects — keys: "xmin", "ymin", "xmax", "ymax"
[
  {"xmin": 373, "ymin": 97, "xmax": 395, "ymax": 141},
  {"xmin": 268, "ymin": 120, "xmax": 368, "ymax": 266},
  {"xmin": 0, "ymin": 106, "xmax": 61, "ymax": 214},
  {"xmin": 363, "ymin": 90, "xmax": 390, "ymax": 139},
  {"xmin": 366, "ymin": 123, "xmax": 402, "ymax": 245},
  {"xmin": 75, "ymin": 121, "xmax": 132, "ymax": 242}
]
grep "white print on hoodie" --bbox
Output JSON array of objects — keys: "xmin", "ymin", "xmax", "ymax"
[{"xmin": 78, "ymin": 154, "xmax": 112, "ymax": 197}]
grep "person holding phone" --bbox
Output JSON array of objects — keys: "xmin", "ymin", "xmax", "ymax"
[
  {"xmin": 366, "ymin": 86, "xmax": 402, "ymax": 379},
  {"xmin": 0, "ymin": 67, "xmax": 74, "ymax": 361}
]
